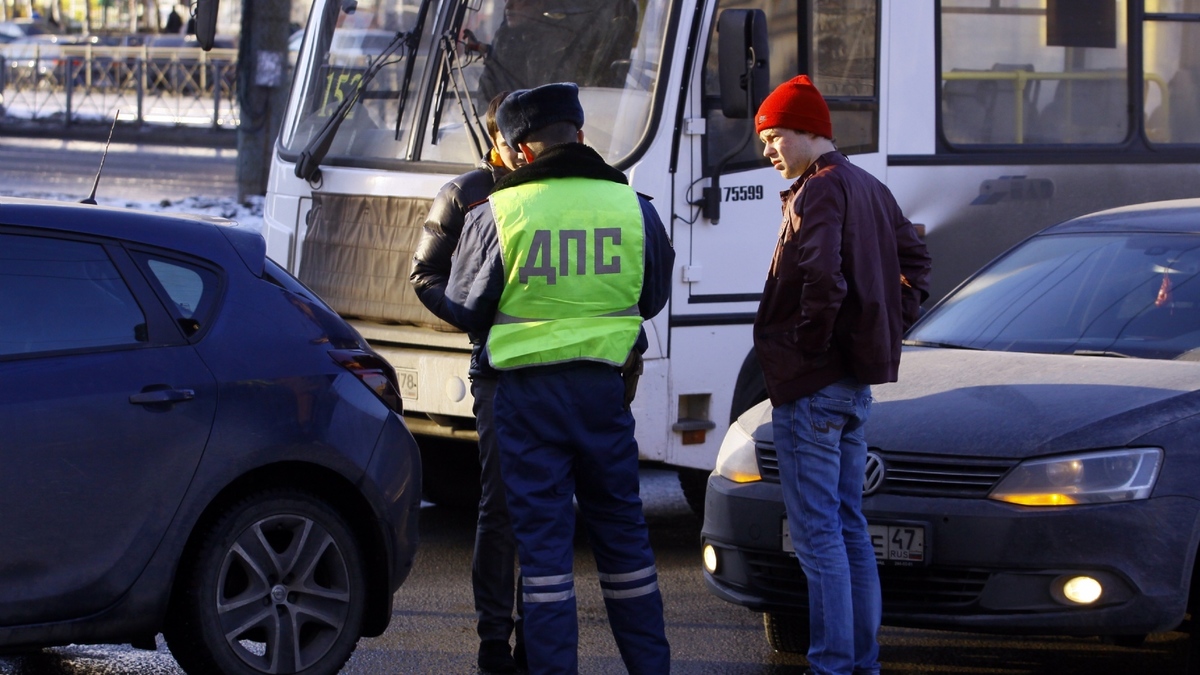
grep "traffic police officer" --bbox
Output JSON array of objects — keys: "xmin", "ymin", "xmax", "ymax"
[{"xmin": 446, "ymin": 82, "xmax": 674, "ymax": 675}]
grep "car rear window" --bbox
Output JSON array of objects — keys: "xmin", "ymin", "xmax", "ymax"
[
  {"xmin": 133, "ymin": 253, "xmax": 221, "ymax": 337},
  {"xmin": 0, "ymin": 233, "xmax": 147, "ymax": 356}
]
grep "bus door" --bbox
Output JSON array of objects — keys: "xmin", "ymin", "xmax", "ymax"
[
  {"xmin": 664, "ymin": 0, "xmax": 885, "ymax": 438},
  {"xmin": 684, "ymin": 0, "xmax": 884, "ymax": 309}
]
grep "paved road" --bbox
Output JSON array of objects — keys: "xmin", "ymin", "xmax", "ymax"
[
  {"xmin": 0, "ymin": 136, "xmax": 237, "ymax": 203},
  {"xmin": 1, "ymin": 469, "xmax": 1196, "ymax": 674}
]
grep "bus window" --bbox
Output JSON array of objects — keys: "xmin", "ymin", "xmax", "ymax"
[
  {"xmin": 1144, "ymin": 1, "xmax": 1200, "ymax": 144},
  {"xmin": 809, "ymin": 0, "xmax": 878, "ymax": 156},
  {"xmin": 281, "ymin": 0, "xmax": 431, "ymax": 163},
  {"xmin": 703, "ymin": 0, "xmax": 878, "ymax": 175},
  {"xmin": 422, "ymin": 0, "xmax": 670, "ymax": 166},
  {"xmin": 940, "ymin": 0, "xmax": 1130, "ymax": 146}
]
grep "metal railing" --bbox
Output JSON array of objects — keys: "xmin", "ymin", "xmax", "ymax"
[{"xmin": 0, "ymin": 44, "xmax": 241, "ymax": 129}]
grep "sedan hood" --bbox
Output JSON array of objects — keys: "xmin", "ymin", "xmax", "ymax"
[{"xmin": 863, "ymin": 348, "xmax": 1200, "ymax": 457}]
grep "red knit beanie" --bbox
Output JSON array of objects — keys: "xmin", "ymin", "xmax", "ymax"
[{"xmin": 754, "ymin": 74, "xmax": 832, "ymax": 138}]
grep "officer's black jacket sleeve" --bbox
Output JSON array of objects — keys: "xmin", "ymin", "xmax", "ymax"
[{"xmin": 410, "ymin": 168, "xmax": 495, "ymax": 328}]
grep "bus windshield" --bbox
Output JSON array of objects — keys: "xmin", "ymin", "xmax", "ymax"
[{"xmin": 282, "ymin": 0, "xmax": 670, "ymax": 168}]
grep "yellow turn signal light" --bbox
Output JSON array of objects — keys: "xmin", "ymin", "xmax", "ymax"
[{"xmin": 994, "ymin": 493, "xmax": 1078, "ymax": 506}]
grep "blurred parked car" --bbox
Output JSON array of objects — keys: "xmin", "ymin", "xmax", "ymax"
[
  {"xmin": 702, "ymin": 198, "xmax": 1200, "ymax": 654},
  {"xmin": 0, "ymin": 197, "xmax": 421, "ymax": 675},
  {"xmin": 2, "ymin": 34, "xmax": 69, "ymax": 83},
  {"xmin": 0, "ymin": 18, "xmax": 57, "ymax": 40}
]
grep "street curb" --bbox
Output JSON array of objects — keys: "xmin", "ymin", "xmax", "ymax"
[{"xmin": 0, "ymin": 118, "xmax": 238, "ymax": 149}]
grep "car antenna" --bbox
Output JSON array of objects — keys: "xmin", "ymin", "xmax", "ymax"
[{"xmin": 82, "ymin": 111, "xmax": 119, "ymax": 205}]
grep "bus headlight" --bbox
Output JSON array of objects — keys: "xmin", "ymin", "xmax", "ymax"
[
  {"xmin": 713, "ymin": 420, "xmax": 761, "ymax": 483},
  {"xmin": 989, "ymin": 448, "xmax": 1161, "ymax": 506}
]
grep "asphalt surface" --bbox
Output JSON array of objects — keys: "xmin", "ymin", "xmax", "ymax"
[
  {"xmin": 0, "ymin": 136, "xmax": 237, "ymax": 203},
  {"xmin": 1, "ymin": 468, "xmax": 1196, "ymax": 674},
  {"xmin": 2, "ymin": 135, "xmax": 1199, "ymax": 674}
]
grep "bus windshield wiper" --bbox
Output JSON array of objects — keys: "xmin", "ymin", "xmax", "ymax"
[
  {"xmin": 431, "ymin": 30, "xmax": 488, "ymax": 158},
  {"xmin": 391, "ymin": 0, "xmax": 435, "ymax": 146},
  {"xmin": 294, "ymin": 30, "xmax": 413, "ymax": 182},
  {"xmin": 903, "ymin": 339, "xmax": 981, "ymax": 350}
]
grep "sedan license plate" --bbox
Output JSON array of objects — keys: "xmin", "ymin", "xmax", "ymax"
[
  {"xmin": 395, "ymin": 367, "xmax": 419, "ymax": 400},
  {"xmin": 782, "ymin": 518, "xmax": 926, "ymax": 565}
]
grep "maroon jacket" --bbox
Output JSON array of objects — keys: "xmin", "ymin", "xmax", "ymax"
[{"xmin": 754, "ymin": 151, "xmax": 932, "ymax": 406}]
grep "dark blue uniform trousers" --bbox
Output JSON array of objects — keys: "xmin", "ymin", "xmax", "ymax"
[
  {"xmin": 494, "ymin": 362, "xmax": 670, "ymax": 675},
  {"xmin": 471, "ymin": 377, "xmax": 523, "ymax": 649}
]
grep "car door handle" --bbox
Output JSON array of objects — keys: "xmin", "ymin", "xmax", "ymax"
[{"xmin": 129, "ymin": 388, "xmax": 195, "ymax": 405}]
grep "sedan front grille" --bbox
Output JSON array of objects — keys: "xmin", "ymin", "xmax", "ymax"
[
  {"xmin": 756, "ymin": 444, "xmax": 1015, "ymax": 498},
  {"xmin": 744, "ymin": 549, "xmax": 991, "ymax": 613}
]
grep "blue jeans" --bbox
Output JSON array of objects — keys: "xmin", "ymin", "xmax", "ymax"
[{"xmin": 773, "ymin": 378, "xmax": 881, "ymax": 675}]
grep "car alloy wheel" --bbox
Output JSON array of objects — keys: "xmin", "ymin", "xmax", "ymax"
[{"xmin": 166, "ymin": 489, "xmax": 366, "ymax": 675}]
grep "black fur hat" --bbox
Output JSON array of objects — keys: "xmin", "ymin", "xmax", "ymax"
[{"xmin": 496, "ymin": 82, "xmax": 585, "ymax": 147}]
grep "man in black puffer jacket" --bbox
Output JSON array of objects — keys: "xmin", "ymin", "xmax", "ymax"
[{"xmin": 409, "ymin": 91, "xmax": 527, "ymax": 675}]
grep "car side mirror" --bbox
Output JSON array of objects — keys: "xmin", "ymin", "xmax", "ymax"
[
  {"xmin": 717, "ymin": 8, "xmax": 769, "ymax": 119},
  {"xmin": 195, "ymin": 0, "xmax": 220, "ymax": 51}
]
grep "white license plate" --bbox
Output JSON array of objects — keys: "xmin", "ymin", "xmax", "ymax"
[
  {"xmin": 394, "ymin": 367, "xmax": 419, "ymax": 400},
  {"xmin": 782, "ymin": 518, "xmax": 926, "ymax": 565}
]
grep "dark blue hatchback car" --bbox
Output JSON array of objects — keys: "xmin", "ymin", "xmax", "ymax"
[{"xmin": 0, "ymin": 197, "xmax": 421, "ymax": 675}]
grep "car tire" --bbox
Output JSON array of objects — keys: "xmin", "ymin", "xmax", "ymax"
[
  {"xmin": 730, "ymin": 350, "xmax": 768, "ymax": 422},
  {"xmin": 420, "ymin": 437, "xmax": 483, "ymax": 510},
  {"xmin": 164, "ymin": 489, "xmax": 367, "ymax": 675},
  {"xmin": 678, "ymin": 467, "xmax": 709, "ymax": 517},
  {"xmin": 763, "ymin": 612, "xmax": 810, "ymax": 654}
]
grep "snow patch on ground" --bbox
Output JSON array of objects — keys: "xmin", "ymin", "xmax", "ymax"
[{"xmin": 1, "ymin": 190, "xmax": 266, "ymax": 234}]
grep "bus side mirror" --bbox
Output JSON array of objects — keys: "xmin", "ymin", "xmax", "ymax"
[
  {"xmin": 195, "ymin": 0, "xmax": 220, "ymax": 51},
  {"xmin": 717, "ymin": 9, "xmax": 769, "ymax": 119}
]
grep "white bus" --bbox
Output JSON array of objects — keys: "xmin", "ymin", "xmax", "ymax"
[{"xmin": 251, "ymin": 0, "xmax": 1200, "ymax": 510}]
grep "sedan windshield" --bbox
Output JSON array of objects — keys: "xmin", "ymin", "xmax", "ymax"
[{"xmin": 910, "ymin": 232, "xmax": 1200, "ymax": 360}]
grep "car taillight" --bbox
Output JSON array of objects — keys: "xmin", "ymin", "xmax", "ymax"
[{"xmin": 329, "ymin": 349, "xmax": 404, "ymax": 414}]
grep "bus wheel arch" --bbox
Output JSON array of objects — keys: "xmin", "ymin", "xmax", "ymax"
[{"xmin": 678, "ymin": 349, "xmax": 768, "ymax": 518}]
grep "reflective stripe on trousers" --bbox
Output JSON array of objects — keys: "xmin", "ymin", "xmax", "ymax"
[
  {"xmin": 523, "ymin": 572, "xmax": 576, "ymax": 604},
  {"xmin": 598, "ymin": 565, "xmax": 659, "ymax": 600}
]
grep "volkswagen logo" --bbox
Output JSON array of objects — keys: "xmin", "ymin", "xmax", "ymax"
[{"xmin": 862, "ymin": 451, "xmax": 885, "ymax": 496}]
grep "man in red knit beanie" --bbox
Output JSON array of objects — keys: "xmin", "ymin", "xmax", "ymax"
[{"xmin": 752, "ymin": 74, "xmax": 931, "ymax": 675}]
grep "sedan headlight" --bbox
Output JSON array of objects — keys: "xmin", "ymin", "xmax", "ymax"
[
  {"xmin": 714, "ymin": 419, "xmax": 761, "ymax": 483},
  {"xmin": 989, "ymin": 448, "xmax": 1162, "ymax": 506}
]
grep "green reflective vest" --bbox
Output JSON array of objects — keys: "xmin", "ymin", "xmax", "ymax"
[{"xmin": 486, "ymin": 177, "xmax": 645, "ymax": 370}]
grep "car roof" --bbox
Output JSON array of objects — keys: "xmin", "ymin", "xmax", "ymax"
[
  {"xmin": 1045, "ymin": 198, "xmax": 1200, "ymax": 235},
  {"xmin": 0, "ymin": 197, "xmax": 265, "ymax": 276}
]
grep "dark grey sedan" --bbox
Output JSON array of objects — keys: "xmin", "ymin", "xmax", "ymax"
[
  {"xmin": 702, "ymin": 198, "xmax": 1200, "ymax": 655},
  {"xmin": 0, "ymin": 197, "xmax": 421, "ymax": 675}
]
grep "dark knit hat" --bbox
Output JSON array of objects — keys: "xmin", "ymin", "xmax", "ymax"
[
  {"xmin": 754, "ymin": 74, "xmax": 832, "ymax": 138},
  {"xmin": 496, "ymin": 82, "xmax": 585, "ymax": 147}
]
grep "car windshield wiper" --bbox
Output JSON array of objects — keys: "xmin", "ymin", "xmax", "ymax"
[
  {"xmin": 1073, "ymin": 349, "xmax": 1137, "ymax": 358},
  {"xmin": 903, "ymin": 339, "xmax": 982, "ymax": 350},
  {"xmin": 294, "ymin": 29, "xmax": 413, "ymax": 182}
]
